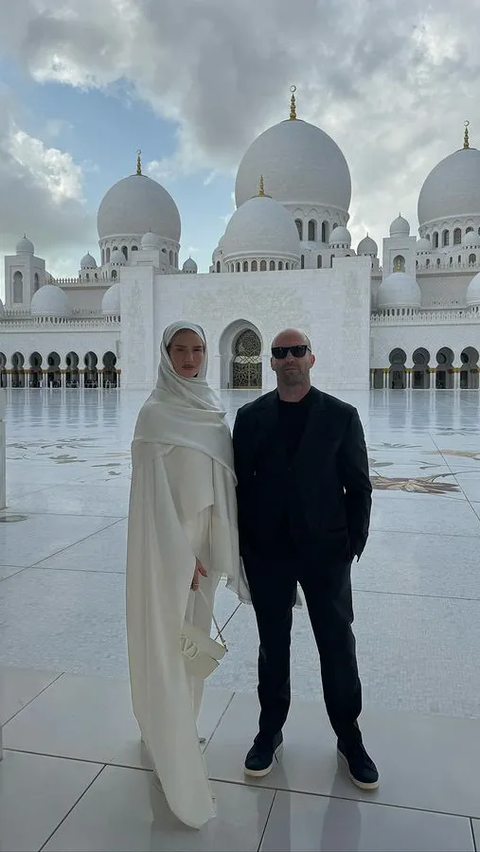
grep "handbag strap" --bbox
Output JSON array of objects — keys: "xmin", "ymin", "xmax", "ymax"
[{"xmin": 196, "ymin": 588, "xmax": 228, "ymax": 651}]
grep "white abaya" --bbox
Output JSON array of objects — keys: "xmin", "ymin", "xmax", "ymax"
[{"xmin": 126, "ymin": 321, "xmax": 241, "ymax": 830}]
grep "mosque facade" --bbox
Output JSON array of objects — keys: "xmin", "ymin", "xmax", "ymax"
[{"xmin": 1, "ymin": 93, "xmax": 480, "ymax": 392}]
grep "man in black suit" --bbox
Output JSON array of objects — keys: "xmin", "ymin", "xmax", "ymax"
[{"xmin": 233, "ymin": 328, "xmax": 379, "ymax": 789}]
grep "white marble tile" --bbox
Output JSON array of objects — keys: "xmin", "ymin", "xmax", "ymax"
[
  {"xmin": 370, "ymin": 494, "xmax": 480, "ymax": 536},
  {"xmin": 6, "ymin": 481, "xmax": 130, "ymax": 517},
  {"xmin": 472, "ymin": 820, "xmax": 480, "ymax": 849},
  {"xmin": 355, "ymin": 531, "xmax": 480, "ymax": 600},
  {"xmin": 0, "ymin": 749, "xmax": 102, "ymax": 852},
  {"xmin": 0, "ymin": 569, "xmax": 128, "ymax": 675},
  {"xmin": 0, "ymin": 513, "xmax": 122, "ymax": 567},
  {"xmin": 0, "ymin": 565, "xmax": 26, "ymax": 581},
  {"xmin": 208, "ymin": 591, "xmax": 480, "ymax": 718},
  {"xmin": 205, "ymin": 692, "xmax": 480, "ymax": 819},
  {"xmin": 43, "ymin": 767, "xmax": 275, "ymax": 852},
  {"xmin": 0, "ymin": 666, "xmax": 61, "ymax": 724},
  {"xmin": 260, "ymin": 790, "xmax": 475, "ymax": 852},
  {"xmin": 35, "ymin": 519, "xmax": 127, "ymax": 573}
]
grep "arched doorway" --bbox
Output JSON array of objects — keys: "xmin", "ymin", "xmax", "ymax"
[
  {"xmin": 84, "ymin": 352, "xmax": 99, "ymax": 388},
  {"xmin": 11, "ymin": 352, "xmax": 25, "ymax": 388},
  {"xmin": 460, "ymin": 347, "xmax": 479, "ymax": 389},
  {"xmin": 435, "ymin": 347, "xmax": 454, "ymax": 389},
  {"xmin": 0, "ymin": 353, "xmax": 7, "ymax": 388},
  {"xmin": 388, "ymin": 348, "xmax": 407, "ymax": 389},
  {"xmin": 66, "ymin": 352, "xmax": 80, "ymax": 387},
  {"xmin": 102, "ymin": 351, "xmax": 118, "ymax": 388},
  {"xmin": 29, "ymin": 352, "xmax": 43, "ymax": 387},
  {"xmin": 47, "ymin": 352, "xmax": 61, "ymax": 387},
  {"xmin": 412, "ymin": 347, "xmax": 430, "ymax": 389},
  {"xmin": 232, "ymin": 328, "xmax": 262, "ymax": 388}
]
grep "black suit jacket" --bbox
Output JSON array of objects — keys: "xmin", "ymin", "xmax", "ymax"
[{"xmin": 233, "ymin": 387, "xmax": 372, "ymax": 566}]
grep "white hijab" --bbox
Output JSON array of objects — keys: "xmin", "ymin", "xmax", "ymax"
[{"xmin": 133, "ymin": 321, "xmax": 234, "ymax": 472}]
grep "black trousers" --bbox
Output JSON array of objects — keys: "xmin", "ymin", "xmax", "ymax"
[{"xmin": 243, "ymin": 550, "xmax": 362, "ymax": 744}]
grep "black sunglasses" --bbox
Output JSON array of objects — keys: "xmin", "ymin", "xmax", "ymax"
[{"xmin": 271, "ymin": 345, "xmax": 311, "ymax": 359}]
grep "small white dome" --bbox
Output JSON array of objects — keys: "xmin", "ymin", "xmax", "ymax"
[
  {"xmin": 329, "ymin": 226, "xmax": 351, "ymax": 246},
  {"xmin": 416, "ymin": 237, "xmax": 431, "ymax": 252},
  {"xmin": 418, "ymin": 146, "xmax": 480, "ymax": 226},
  {"xmin": 377, "ymin": 272, "xmax": 421, "ymax": 309},
  {"xmin": 31, "ymin": 284, "xmax": 72, "ymax": 318},
  {"xmin": 182, "ymin": 257, "xmax": 198, "ymax": 273},
  {"xmin": 110, "ymin": 249, "xmax": 126, "ymax": 265},
  {"xmin": 80, "ymin": 252, "xmax": 97, "ymax": 269},
  {"xmin": 357, "ymin": 235, "xmax": 378, "ymax": 256},
  {"xmin": 390, "ymin": 215, "xmax": 410, "ymax": 237},
  {"xmin": 466, "ymin": 272, "xmax": 480, "ymax": 306},
  {"xmin": 102, "ymin": 281, "xmax": 121, "ymax": 315},
  {"xmin": 141, "ymin": 231, "xmax": 162, "ymax": 250},
  {"xmin": 97, "ymin": 174, "xmax": 181, "ymax": 243},
  {"xmin": 222, "ymin": 194, "xmax": 300, "ymax": 261},
  {"xmin": 16, "ymin": 234, "xmax": 34, "ymax": 254},
  {"xmin": 463, "ymin": 230, "xmax": 480, "ymax": 248},
  {"xmin": 235, "ymin": 118, "xmax": 351, "ymax": 211}
]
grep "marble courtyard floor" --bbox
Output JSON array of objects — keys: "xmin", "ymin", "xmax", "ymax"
[{"xmin": 0, "ymin": 388, "xmax": 479, "ymax": 851}]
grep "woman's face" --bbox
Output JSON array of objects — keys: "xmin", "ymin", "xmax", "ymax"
[{"xmin": 168, "ymin": 329, "xmax": 205, "ymax": 378}]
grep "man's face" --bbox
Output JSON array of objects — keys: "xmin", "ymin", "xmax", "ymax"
[
  {"xmin": 168, "ymin": 329, "xmax": 205, "ymax": 378},
  {"xmin": 270, "ymin": 331, "xmax": 315, "ymax": 386}
]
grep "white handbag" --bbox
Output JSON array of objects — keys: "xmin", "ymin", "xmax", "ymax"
[{"xmin": 180, "ymin": 589, "xmax": 228, "ymax": 679}]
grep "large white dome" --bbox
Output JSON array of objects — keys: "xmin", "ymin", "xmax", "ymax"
[
  {"xmin": 235, "ymin": 119, "xmax": 351, "ymax": 211},
  {"xmin": 329, "ymin": 226, "xmax": 351, "ymax": 246},
  {"xmin": 102, "ymin": 281, "xmax": 121, "ymax": 315},
  {"xmin": 222, "ymin": 194, "xmax": 300, "ymax": 260},
  {"xmin": 463, "ymin": 230, "xmax": 480, "ymax": 248},
  {"xmin": 31, "ymin": 285, "xmax": 72, "ymax": 318},
  {"xmin": 377, "ymin": 272, "xmax": 421, "ymax": 310},
  {"xmin": 418, "ymin": 147, "xmax": 480, "ymax": 226},
  {"xmin": 97, "ymin": 174, "xmax": 181, "ymax": 243}
]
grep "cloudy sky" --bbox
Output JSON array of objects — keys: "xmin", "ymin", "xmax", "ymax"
[{"xmin": 0, "ymin": 0, "xmax": 479, "ymax": 293}]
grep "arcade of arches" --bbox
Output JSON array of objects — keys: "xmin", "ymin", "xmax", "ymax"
[
  {"xmin": 0, "ymin": 351, "xmax": 120, "ymax": 389},
  {"xmin": 371, "ymin": 346, "xmax": 480, "ymax": 389}
]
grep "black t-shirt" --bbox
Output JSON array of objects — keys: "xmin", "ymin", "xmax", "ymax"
[{"xmin": 277, "ymin": 388, "xmax": 314, "ymax": 463}]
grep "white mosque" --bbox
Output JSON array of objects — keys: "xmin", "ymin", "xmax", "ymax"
[{"xmin": 1, "ymin": 89, "xmax": 480, "ymax": 393}]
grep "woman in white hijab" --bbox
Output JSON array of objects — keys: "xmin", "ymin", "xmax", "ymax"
[{"xmin": 126, "ymin": 321, "xmax": 241, "ymax": 829}]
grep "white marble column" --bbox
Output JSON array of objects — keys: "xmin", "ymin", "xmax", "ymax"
[
  {"xmin": 0, "ymin": 389, "xmax": 6, "ymax": 511},
  {"xmin": 453, "ymin": 369, "xmax": 461, "ymax": 390},
  {"xmin": 383, "ymin": 369, "xmax": 389, "ymax": 390}
]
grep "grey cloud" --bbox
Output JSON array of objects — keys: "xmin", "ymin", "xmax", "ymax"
[{"xmin": 1, "ymin": 0, "xmax": 480, "ymax": 250}]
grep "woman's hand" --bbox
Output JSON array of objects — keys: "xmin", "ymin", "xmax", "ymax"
[{"xmin": 191, "ymin": 558, "xmax": 208, "ymax": 591}]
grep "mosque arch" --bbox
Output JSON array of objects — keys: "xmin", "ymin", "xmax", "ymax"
[
  {"xmin": 308, "ymin": 219, "xmax": 317, "ymax": 241},
  {"xmin": 388, "ymin": 348, "xmax": 406, "ymax": 389},
  {"xmin": 84, "ymin": 351, "xmax": 99, "ymax": 388},
  {"xmin": 66, "ymin": 351, "xmax": 80, "ymax": 387},
  {"xmin": 432, "ymin": 232, "xmax": 439, "ymax": 248},
  {"xmin": 269, "ymin": 260, "xmax": 275, "ymax": 271},
  {"xmin": 412, "ymin": 347, "xmax": 430, "ymax": 389},
  {"xmin": 454, "ymin": 227, "xmax": 462, "ymax": 245},
  {"xmin": 29, "ymin": 352, "xmax": 43, "ymax": 387},
  {"xmin": 219, "ymin": 319, "xmax": 263, "ymax": 389},
  {"xmin": 11, "ymin": 352, "xmax": 26, "ymax": 388},
  {"xmin": 460, "ymin": 346, "xmax": 479, "ymax": 389},
  {"xmin": 469, "ymin": 253, "xmax": 477, "ymax": 265},
  {"xmin": 0, "ymin": 352, "xmax": 6, "ymax": 388},
  {"xmin": 442, "ymin": 229, "xmax": 450, "ymax": 247},
  {"xmin": 47, "ymin": 351, "xmax": 61, "ymax": 388},
  {"xmin": 435, "ymin": 347, "xmax": 454, "ymax": 389},
  {"xmin": 34, "ymin": 273, "xmax": 40, "ymax": 292},
  {"xmin": 102, "ymin": 351, "xmax": 118, "ymax": 388}
]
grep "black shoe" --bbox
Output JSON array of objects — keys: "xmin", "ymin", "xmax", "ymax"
[
  {"xmin": 244, "ymin": 731, "xmax": 283, "ymax": 778},
  {"xmin": 337, "ymin": 738, "xmax": 379, "ymax": 790}
]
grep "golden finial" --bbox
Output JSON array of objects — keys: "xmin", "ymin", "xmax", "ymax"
[
  {"xmin": 136, "ymin": 149, "xmax": 142, "ymax": 175},
  {"xmin": 464, "ymin": 121, "xmax": 470, "ymax": 149},
  {"xmin": 289, "ymin": 85, "xmax": 297, "ymax": 120},
  {"xmin": 258, "ymin": 175, "xmax": 265, "ymax": 196}
]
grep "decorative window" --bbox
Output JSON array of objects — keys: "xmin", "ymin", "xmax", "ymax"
[
  {"xmin": 122, "ymin": 245, "xmax": 128, "ymax": 260},
  {"xmin": 308, "ymin": 220, "xmax": 316, "ymax": 241},
  {"xmin": 466, "ymin": 226, "xmax": 474, "ymax": 233},
  {"xmin": 269, "ymin": 260, "xmax": 275, "ymax": 270},
  {"xmin": 453, "ymin": 228, "xmax": 461, "ymax": 245},
  {"xmin": 432, "ymin": 232, "xmax": 439, "ymax": 248},
  {"xmin": 301, "ymin": 255, "xmax": 305, "ymax": 269},
  {"xmin": 236, "ymin": 262, "xmax": 240, "ymax": 272},
  {"xmin": 216, "ymin": 260, "xmax": 221, "ymax": 273},
  {"xmin": 442, "ymin": 230, "xmax": 449, "ymax": 247},
  {"xmin": 260, "ymin": 260, "xmax": 267, "ymax": 271},
  {"xmin": 295, "ymin": 219, "xmax": 303, "ymax": 240},
  {"xmin": 13, "ymin": 271, "xmax": 23, "ymax": 303},
  {"xmin": 469, "ymin": 253, "xmax": 477, "ymax": 264},
  {"xmin": 251, "ymin": 260, "xmax": 258, "ymax": 271},
  {"xmin": 243, "ymin": 261, "xmax": 248, "ymax": 272},
  {"xmin": 278, "ymin": 261, "xmax": 284, "ymax": 270},
  {"xmin": 285, "ymin": 262, "xmax": 289, "ymax": 269},
  {"xmin": 321, "ymin": 221, "xmax": 328, "ymax": 243},
  {"xmin": 317, "ymin": 255, "xmax": 322, "ymax": 268},
  {"xmin": 393, "ymin": 255, "xmax": 405, "ymax": 272}
]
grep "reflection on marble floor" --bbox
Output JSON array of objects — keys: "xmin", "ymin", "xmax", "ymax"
[{"xmin": 1, "ymin": 389, "xmax": 480, "ymax": 850}]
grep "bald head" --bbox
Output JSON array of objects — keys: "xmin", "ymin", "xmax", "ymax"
[{"xmin": 271, "ymin": 328, "xmax": 312, "ymax": 349}]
